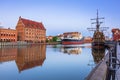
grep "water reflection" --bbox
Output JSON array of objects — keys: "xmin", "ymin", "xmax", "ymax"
[
  {"xmin": 92, "ymin": 48, "xmax": 105, "ymax": 64},
  {"xmin": 61, "ymin": 45, "xmax": 82, "ymax": 55},
  {"xmin": 0, "ymin": 44, "xmax": 95, "ymax": 80},
  {"xmin": 0, "ymin": 47, "xmax": 17, "ymax": 62},
  {"xmin": 0, "ymin": 45, "xmax": 46, "ymax": 72}
]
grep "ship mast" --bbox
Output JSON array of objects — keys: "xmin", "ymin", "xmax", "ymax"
[
  {"xmin": 91, "ymin": 10, "xmax": 104, "ymax": 32},
  {"xmin": 87, "ymin": 10, "xmax": 109, "ymax": 48},
  {"xmin": 87, "ymin": 10, "xmax": 108, "ymax": 32},
  {"xmin": 96, "ymin": 10, "xmax": 100, "ymax": 31}
]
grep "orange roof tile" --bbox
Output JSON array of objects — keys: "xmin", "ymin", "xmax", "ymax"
[{"xmin": 20, "ymin": 17, "xmax": 46, "ymax": 30}]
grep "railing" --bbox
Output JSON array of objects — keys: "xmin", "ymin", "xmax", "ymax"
[{"xmin": 106, "ymin": 42, "xmax": 120, "ymax": 80}]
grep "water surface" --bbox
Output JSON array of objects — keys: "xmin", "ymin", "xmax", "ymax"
[{"xmin": 0, "ymin": 44, "xmax": 104, "ymax": 80}]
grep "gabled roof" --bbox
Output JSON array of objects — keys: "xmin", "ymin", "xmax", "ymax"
[
  {"xmin": 16, "ymin": 59, "xmax": 45, "ymax": 72},
  {"xmin": 112, "ymin": 28, "xmax": 120, "ymax": 33},
  {"xmin": 19, "ymin": 16, "xmax": 46, "ymax": 30}
]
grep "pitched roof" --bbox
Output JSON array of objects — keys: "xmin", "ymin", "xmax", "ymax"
[
  {"xmin": 16, "ymin": 59, "xmax": 45, "ymax": 72},
  {"xmin": 19, "ymin": 17, "xmax": 46, "ymax": 30}
]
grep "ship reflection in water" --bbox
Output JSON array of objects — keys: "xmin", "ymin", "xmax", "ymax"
[
  {"xmin": 61, "ymin": 46, "xmax": 82, "ymax": 55},
  {"xmin": 92, "ymin": 48, "xmax": 105, "ymax": 64},
  {"xmin": 0, "ymin": 45, "xmax": 46, "ymax": 72},
  {"xmin": 0, "ymin": 44, "xmax": 97, "ymax": 80}
]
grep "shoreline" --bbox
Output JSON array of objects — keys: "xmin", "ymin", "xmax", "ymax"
[
  {"xmin": 0, "ymin": 41, "xmax": 91, "ymax": 47},
  {"xmin": 0, "ymin": 42, "xmax": 61, "ymax": 46}
]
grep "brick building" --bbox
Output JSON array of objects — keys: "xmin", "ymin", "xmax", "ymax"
[
  {"xmin": 0, "ymin": 28, "xmax": 17, "ymax": 42},
  {"xmin": 46, "ymin": 36, "xmax": 53, "ymax": 41},
  {"xmin": 112, "ymin": 28, "xmax": 120, "ymax": 41},
  {"xmin": 84, "ymin": 36, "xmax": 92, "ymax": 43},
  {"xmin": 16, "ymin": 17, "xmax": 46, "ymax": 43}
]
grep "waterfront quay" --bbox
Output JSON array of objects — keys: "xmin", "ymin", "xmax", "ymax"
[
  {"xmin": 86, "ymin": 41, "xmax": 120, "ymax": 80},
  {"xmin": 115, "ymin": 42, "xmax": 120, "ymax": 80},
  {"xmin": 0, "ymin": 42, "xmax": 61, "ymax": 47}
]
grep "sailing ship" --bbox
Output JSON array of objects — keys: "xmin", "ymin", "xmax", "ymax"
[
  {"xmin": 88, "ymin": 10, "xmax": 108, "ymax": 49},
  {"xmin": 62, "ymin": 32, "xmax": 84, "ymax": 45}
]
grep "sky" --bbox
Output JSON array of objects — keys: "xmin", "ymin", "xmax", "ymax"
[{"xmin": 0, "ymin": 0, "xmax": 120, "ymax": 37}]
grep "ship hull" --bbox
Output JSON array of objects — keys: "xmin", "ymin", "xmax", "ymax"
[
  {"xmin": 92, "ymin": 42, "xmax": 105, "ymax": 49},
  {"xmin": 62, "ymin": 39, "xmax": 84, "ymax": 45}
]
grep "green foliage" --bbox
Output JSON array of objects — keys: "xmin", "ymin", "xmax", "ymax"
[
  {"xmin": 46, "ymin": 36, "xmax": 61, "ymax": 43},
  {"xmin": 46, "ymin": 39, "xmax": 49, "ymax": 42},
  {"xmin": 52, "ymin": 36, "xmax": 58, "ymax": 42}
]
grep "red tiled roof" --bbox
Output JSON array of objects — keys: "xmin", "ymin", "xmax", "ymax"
[
  {"xmin": 112, "ymin": 28, "xmax": 120, "ymax": 33},
  {"xmin": 20, "ymin": 17, "xmax": 46, "ymax": 30}
]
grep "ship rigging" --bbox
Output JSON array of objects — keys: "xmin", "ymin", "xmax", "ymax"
[{"xmin": 87, "ymin": 10, "xmax": 108, "ymax": 48}]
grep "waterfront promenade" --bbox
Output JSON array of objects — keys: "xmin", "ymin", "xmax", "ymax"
[
  {"xmin": 115, "ymin": 42, "xmax": 120, "ymax": 80},
  {"xmin": 86, "ymin": 42, "xmax": 120, "ymax": 80},
  {"xmin": 86, "ymin": 50, "xmax": 108, "ymax": 80}
]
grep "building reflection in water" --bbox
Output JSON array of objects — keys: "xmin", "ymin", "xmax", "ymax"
[
  {"xmin": 61, "ymin": 45, "xmax": 82, "ymax": 55},
  {"xmin": 16, "ymin": 45, "xmax": 46, "ymax": 72},
  {"xmin": 0, "ymin": 45, "xmax": 46, "ymax": 72},
  {"xmin": 0, "ymin": 46, "xmax": 17, "ymax": 62},
  {"xmin": 92, "ymin": 48, "xmax": 105, "ymax": 64}
]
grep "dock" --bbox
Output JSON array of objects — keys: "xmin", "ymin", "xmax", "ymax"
[
  {"xmin": 86, "ymin": 50, "xmax": 108, "ymax": 80},
  {"xmin": 86, "ymin": 42, "xmax": 120, "ymax": 80},
  {"xmin": 115, "ymin": 42, "xmax": 120, "ymax": 80}
]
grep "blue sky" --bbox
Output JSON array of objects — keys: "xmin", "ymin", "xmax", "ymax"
[{"xmin": 0, "ymin": 0, "xmax": 120, "ymax": 37}]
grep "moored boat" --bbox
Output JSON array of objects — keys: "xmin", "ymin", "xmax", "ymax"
[
  {"xmin": 62, "ymin": 32, "xmax": 84, "ymax": 45},
  {"xmin": 88, "ymin": 10, "xmax": 107, "ymax": 49},
  {"xmin": 92, "ymin": 31, "xmax": 105, "ymax": 49}
]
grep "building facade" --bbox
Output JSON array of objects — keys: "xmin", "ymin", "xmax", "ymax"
[
  {"xmin": 84, "ymin": 36, "xmax": 92, "ymax": 43},
  {"xmin": 16, "ymin": 17, "xmax": 46, "ymax": 43},
  {"xmin": 112, "ymin": 28, "xmax": 120, "ymax": 41},
  {"xmin": 63, "ymin": 32, "xmax": 82, "ymax": 39},
  {"xmin": 0, "ymin": 28, "xmax": 17, "ymax": 42}
]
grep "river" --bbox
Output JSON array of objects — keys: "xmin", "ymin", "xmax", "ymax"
[{"xmin": 0, "ymin": 44, "xmax": 105, "ymax": 80}]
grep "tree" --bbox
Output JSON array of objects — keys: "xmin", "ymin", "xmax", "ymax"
[{"xmin": 52, "ymin": 36, "xmax": 58, "ymax": 42}]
